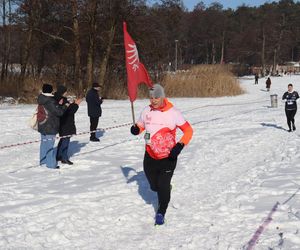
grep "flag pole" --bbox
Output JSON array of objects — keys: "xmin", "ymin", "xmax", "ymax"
[{"xmin": 131, "ymin": 101, "xmax": 136, "ymax": 125}]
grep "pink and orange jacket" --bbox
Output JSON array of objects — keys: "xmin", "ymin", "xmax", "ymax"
[{"xmin": 136, "ymin": 98, "xmax": 193, "ymax": 160}]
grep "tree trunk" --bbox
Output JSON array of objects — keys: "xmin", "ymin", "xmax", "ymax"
[
  {"xmin": 205, "ymin": 41, "xmax": 209, "ymax": 64},
  {"xmin": 19, "ymin": 0, "xmax": 41, "ymax": 95},
  {"xmin": 4, "ymin": 0, "xmax": 12, "ymax": 79},
  {"xmin": 98, "ymin": 21, "xmax": 116, "ymax": 93},
  {"xmin": 211, "ymin": 41, "xmax": 216, "ymax": 64},
  {"xmin": 272, "ymin": 14, "xmax": 286, "ymax": 75},
  {"xmin": 1, "ymin": 0, "xmax": 7, "ymax": 81},
  {"xmin": 261, "ymin": 27, "xmax": 266, "ymax": 77},
  {"xmin": 37, "ymin": 45, "xmax": 45, "ymax": 77},
  {"xmin": 273, "ymin": 48, "xmax": 277, "ymax": 75},
  {"xmin": 71, "ymin": 0, "xmax": 82, "ymax": 94},
  {"xmin": 220, "ymin": 31, "xmax": 225, "ymax": 64},
  {"xmin": 86, "ymin": 0, "xmax": 97, "ymax": 88}
]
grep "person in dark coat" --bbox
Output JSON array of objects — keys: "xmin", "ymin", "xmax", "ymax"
[
  {"xmin": 86, "ymin": 82, "xmax": 103, "ymax": 142},
  {"xmin": 37, "ymin": 83, "xmax": 66, "ymax": 169},
  {"xmin": 254, "ymin": 73, "xmax": 259, "ymax": 84},
  {"xmin": 282, "ymin": 83, "xmax": 299, "ymax": 132},
  {"xmin": 54, "ymin": 85, "xmax": 82, "ymax": 165},
  {"xmin": 266, "ymin": 77, "xmax": 271, "ymax": 91}
]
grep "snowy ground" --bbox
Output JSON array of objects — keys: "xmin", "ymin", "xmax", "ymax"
[{"xmin": 0, "ymin": 75, "xmax": 300, "ymax": 250}]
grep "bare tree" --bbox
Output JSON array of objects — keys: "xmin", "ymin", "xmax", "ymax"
[
  {"xmin": 86, "ymin": 0, "xmax": 97, "ymax": 87},
  {"xmin": 19, "ymin": 0, "xmax": 42, "ymax": 93},
  {"xmin": 261, "ymin": 27, "xmax": 266, "ymax": 76},
  {"xmin": 97, "ymin": 0, "xmax": 118, "ymax": 92},
  {"xmin": 71, "ymin": 0, "xmax": 82, "ymax": 93},
  {"xmin": 1, "ymin": 0, "xmax": 11, "ymax": 80}
]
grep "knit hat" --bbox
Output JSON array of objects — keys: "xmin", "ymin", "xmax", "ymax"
[
  {"xmin": 56, "ymin": 85, "xmax": 67, "ymax": 96},
  {"xmin": 92, "ymin": 82, "xmax": 100, "ymax": 88},
  {"xmin": 42, "ymin": 83, "xmax": 53, "ymax": 94},
  {"xmin": 149, "ymin": 84, "xmax": 165, "ymax": 98}
]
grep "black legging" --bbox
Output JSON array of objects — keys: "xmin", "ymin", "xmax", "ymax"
[
  {"xmin": 143, "ymin": 151, "xmax": 177, "ymax": 216},
  {"xmin": 90, "ymin": 117, "xmax": 99, "ymax": 139},
  {"xmin": 285, "ymin": 109, "xmax": 297, "ymax": 129}
]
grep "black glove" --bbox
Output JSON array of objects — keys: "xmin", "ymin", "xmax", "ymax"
[
  {"xmin": 168, "ymin": 142, "xmax": 184, "ymax": 160},
  {"xmin": 130, "ymin": 125, "xmax": 140, "ymax": 135}
]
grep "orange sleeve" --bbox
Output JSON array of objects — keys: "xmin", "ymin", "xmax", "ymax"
[
  {"xmin": 137, "ymin": 124, "xmax": 145, "ymax": 134},
  {"xmin": 178, "ymin": 121, "xmax": 193, "ymax": 145}
]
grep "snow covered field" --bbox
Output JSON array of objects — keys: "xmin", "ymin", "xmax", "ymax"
[{"xmin": 0, "ymin": 75, "xmax": 300, "ymax": 249}]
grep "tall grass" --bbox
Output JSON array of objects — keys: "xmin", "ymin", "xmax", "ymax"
[
  {"xmin": 105, "ymin": 65, "xmax": 243, "ymax": 100},
  {"xmin": 162, "ymin": 65, "xmax": 244, "ymax": 97},
  {"xmin": 0, "ymin": 65, "xmax": 243, "ymax": 103},
  {"xmin": 0, "ymin": 76, "xmax": 52, "ymax": 103}
]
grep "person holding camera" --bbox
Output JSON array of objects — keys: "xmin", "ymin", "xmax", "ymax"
[
  {"xmin": 54, "ymin": 85, "xmax": 82, "ymax": 165},
  {"xmin": 130, "ymin": 84, "xmax": 193, "ymax": 225}
]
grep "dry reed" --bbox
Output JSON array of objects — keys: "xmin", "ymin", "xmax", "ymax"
[
  {"xmin": 162, "ymin": 65, "xmax": 244, "ymax": 97},
  {"xmin": 0, "ymin": 65, "xmax": 243, "ymax": 103}
]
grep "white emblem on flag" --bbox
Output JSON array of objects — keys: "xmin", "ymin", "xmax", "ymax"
[{"xmin": 127, "ymin": 43, "xmax": 139, "ymax": 71}]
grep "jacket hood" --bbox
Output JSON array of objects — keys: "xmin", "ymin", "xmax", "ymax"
[
  {"xmin": 37, "ymin": 93, "xmax": 53, "ymax": 105},
  {"xmin": 56, "ymin": 85, "xmax": 67, "ymax": 96}
]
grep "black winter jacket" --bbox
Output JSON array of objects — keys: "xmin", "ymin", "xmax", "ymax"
[
  {"xmin": 282, "ymin": 91, "xmax": 299, "ymax": 110},
  {"xmin": 86, "ymin": 88, "xmax": 102, "ymax": 117},
  {"xmin": 37, "ymin": 93, "xmax": 65, "ymax": 135},
  {"xmin": 59, "ymin": 97, "xmax": 79, "ymax": 136}
]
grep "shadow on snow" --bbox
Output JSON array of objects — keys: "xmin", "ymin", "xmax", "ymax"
[
  {"xmin": 260, "ymin": 122, "xmax": 287, "ymax": 131},
  {"xmin": 120, "ymin": 165, "xmax": 157, "ymax": 213}
]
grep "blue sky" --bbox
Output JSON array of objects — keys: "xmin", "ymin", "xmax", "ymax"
[{"xmin": 183, "ymin": 0, "xmax": 279, "ymax": 10}]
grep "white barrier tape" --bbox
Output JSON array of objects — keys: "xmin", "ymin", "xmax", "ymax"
[{"xmin": 0, "ymin": 122, "xmax": 132, "ymax": 150}]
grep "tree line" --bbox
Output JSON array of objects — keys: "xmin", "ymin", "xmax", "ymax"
[{"xmin": 1, "ymin": 0, "xmax": 300, "ymax": 97}]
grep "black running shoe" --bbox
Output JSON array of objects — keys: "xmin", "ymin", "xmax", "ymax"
[{"xmin": 61, "ymin": 160, "xmax": 73, "ymax": 165}]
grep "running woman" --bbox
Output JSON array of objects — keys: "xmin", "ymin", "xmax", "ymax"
[
  {"xmin": 130, "ymin": 84, "xmax": 193, "ymax": 225},
  {"xmin": 282, "ymin": 83, "xmax": 299, "ymax": 132}
]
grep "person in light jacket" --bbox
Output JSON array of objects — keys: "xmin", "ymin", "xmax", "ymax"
[{"xmin": 130, "ymin": 84, "xmax": 193, "ymax": 225}]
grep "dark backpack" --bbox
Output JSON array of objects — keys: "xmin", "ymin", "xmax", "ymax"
[{"xmin": 37, "ymin": 104, "xmax": 48, "ymax": 124}]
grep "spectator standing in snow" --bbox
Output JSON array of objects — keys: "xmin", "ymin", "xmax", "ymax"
[
  {"xmin": 266, "ymin": 77, "xmax": 271, "ymax": 91},
  {"xmin": 37, "ymin": 83, "xmax": 66, "ymax": 169},
  {"xmin": 86, "ymin": 82, "xmax": 103, "ymax": 142},
  {"xmin": 282, "ymin": 83, "xmax": 299, "ymax": 132},
  {"xmin": 54, "ymin": 85, "xmax": 82, "ymax": 165},
  {"xmin": 254, "ymin": 73, "xmax": 259, "ymax": 84},
  {"xmin": 130, "ymin": 84, "xmax": 193, "ymax": 225}
]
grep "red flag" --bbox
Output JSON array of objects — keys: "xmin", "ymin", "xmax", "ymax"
[{"xmin": 123, "ymin": 22, "xmax": 153, "ymax": 102}]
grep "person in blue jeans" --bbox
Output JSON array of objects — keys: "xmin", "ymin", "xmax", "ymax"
[
  {"xmin": 54, "ymin": 85, "xmax": 81, "ymax": 165},
  {"xmin": 40, "ymin": 134, "xmax": 57, "ymax": 168},
  {"xmin": 37, "ymin": 83, "xmax": 66, "ymax": 169}
]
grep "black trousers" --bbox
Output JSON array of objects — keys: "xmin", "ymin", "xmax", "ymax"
[
  {"xmin": 285, "ymin": 109, "xmax": 297, "ymax": 129},
  {"xmin": 90, "ymin": 117, "xmax": 99, "ymax": 139},
  {"xmin": 143, "ymin": 151, "xmax": 177, "ymax": 216}
]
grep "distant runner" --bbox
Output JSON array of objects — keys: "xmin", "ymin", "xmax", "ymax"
[{"xmin": 282, "ymin": 83, "xmax": 299, "ymax": 132}]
